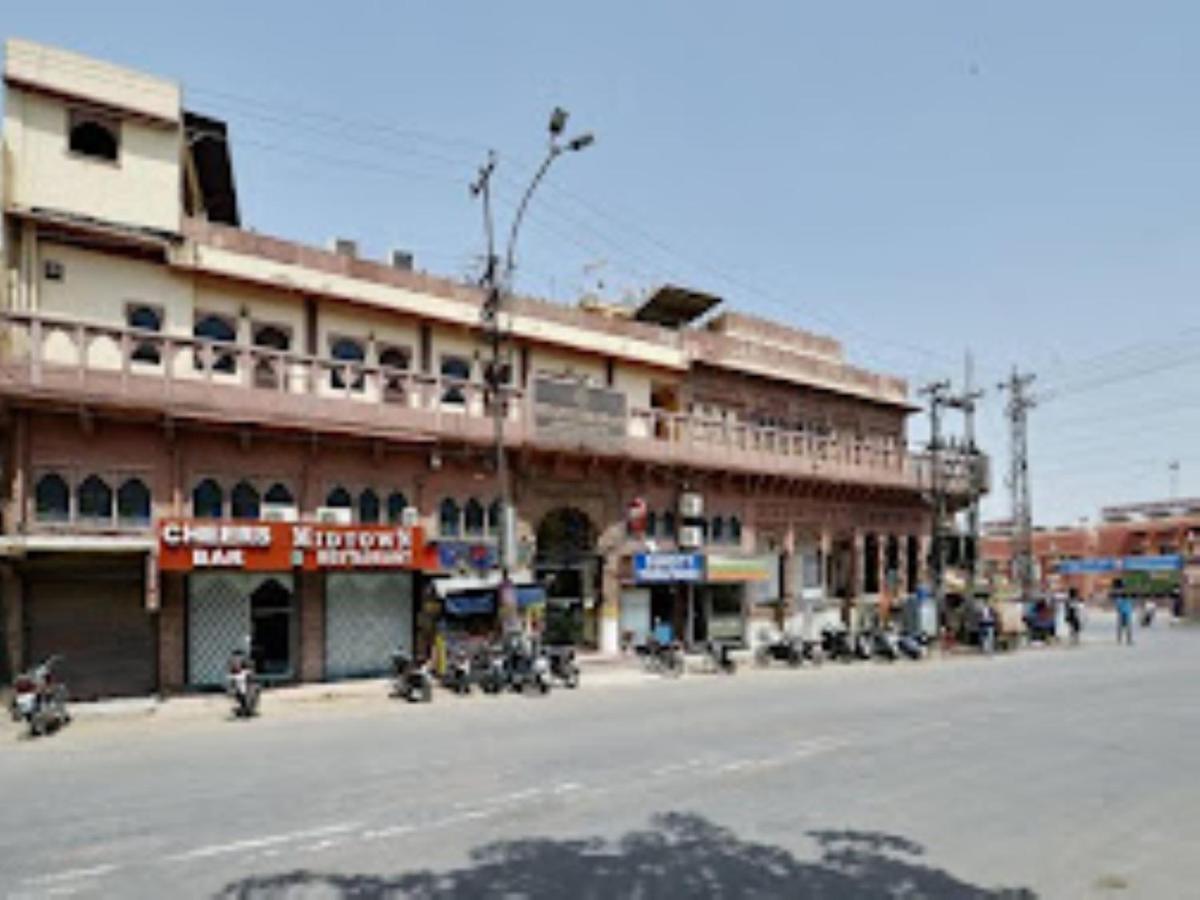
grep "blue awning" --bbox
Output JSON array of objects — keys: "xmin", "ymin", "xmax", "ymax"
[{"xmin": 443, "ymin": 591, "xmax": 495, "ymax": 616}]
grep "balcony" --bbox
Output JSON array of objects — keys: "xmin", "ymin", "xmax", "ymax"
[{"xmin": 0, "ymin": 311, "xmax": 982, "ymax": 497}]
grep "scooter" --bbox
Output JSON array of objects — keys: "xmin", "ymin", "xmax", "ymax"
[
  {"xmin": 1141, "ymin": 603, "xmax": 1156, "ymax": 628},
  {"xmin": 705, "ymin": 640, "xmax": 737, "ymax": 675},
  {"xmin": 852, "ymin": 631, "xmax": 874, "ymax": 661},
  {"xmin": 506, "ymin": 640, "xmax": 551, "ymax": 694},
  {"xmin": 871, "ymin": 629, "xmax": 900, "ymax": 662},
  {"xmin": 227, "ymin": 646, "xmax": 261, "ymax": 718},
  {"xmin": 754, "ymin": 630, "xmax": 803, "ymax": 668},
  {"xmin": 477, "ymin": 645, "xmax": 508, "ymax": 694},
  {"xmin": 820, "ymin": 625, "xmax": 855, "ymax": 663},
  {"xmin": 546, "ymin": 646, "xmax": 581, "ymax": 689},
  {"xmin": 391, "ymin": 650, "xmax": 433, "ymax": 703},
  {"xmin": 442, "ymin": 648, "xmax": 472, "ymax": 695},
  {"xmin": 897, "ymin": 632, "xmax": 926, "ymax": 660},
  {"xmin": 10, "ymin": 655, "xmax": 70, "ymax": 737},
  {"xmin": 637, "ymin": 638, "xmax": 684, "ymax": 677}
]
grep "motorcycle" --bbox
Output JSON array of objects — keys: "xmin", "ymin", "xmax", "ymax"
[
  {"xmin": 637, "ymin": 638, "xmax": 684, "ymax": 677},
  {"xmin": 391, "ymin": 650, "xmax": 433, "ymax": 703},
  {"xmin": 442, "ymin": 648, "xmax": 473, "ymax": 695},
  {"xmin": 754, "ymin": 629, "xmax": 803, "ymax": 668},
  {"xmin": 505, "ymin": 639, "xmax": 551, "ymax": 694},
  {"xmin": 10, "ymin": 655, "xmax": 70, "ymax": 737},
  {"xmin": 852, "ymin": 631, "xmax": 874, "ymax": 661},
  {"xmin": 226, "ymin": 646, "xmax": 261, "ymax": 718},
  {"xmin": 1141, "ymin": 602, "xmax": 1156, "ymax": 628},
  {"xmin": 820, "ymin": 625, "xmax": 855, "ymax": 663},
  {"xmin": 705, "ymin": 640, "xmax": 737, "ymax": 675},
  {"xmin": 546, "ymin": 646, "xmax": 581, "ymax": 689},
  {"xmin": 897, "ymin": 632, "xmax": 926, "ymax": 660},
  {"xmin": 477, "ymin": 645, "xmax": 509, "ymax": 694},
  {"xmin": 871, "ymin": 629, "xmax": 900, "ymax": 662}
]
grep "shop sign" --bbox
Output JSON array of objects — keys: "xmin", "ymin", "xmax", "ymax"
[
  {"xmin": 158, "ymin": 519, "xmax": 424, "ymax": 572},
  {"xmin": 705, "ymin": 554, "xmax": 774, "ymax": 584},
  {"xmin": 1056, "ymin": 555, "xmax": 1182, "ymax": 575},
  {"xmin": 433, "ymin": 541, "xmax": 498, "ymax": 573},
  {"xmin": 633, "ymin": 552, "xmax": 704, "ymax": 584}
]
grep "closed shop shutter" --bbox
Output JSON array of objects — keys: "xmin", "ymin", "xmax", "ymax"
[
  {"xmin": 188, "ymin": 572, "xmax": 287, "ymax": 687},
  {"xmin": 26, "ymin": 561, "xmax": 153, "ymax": 700},
  {"xmin": 619, "ymin": 588, "xmax": 651, "ymax": 646},
  {"xmin": 324, "ymin": 572, "xmax": 412, "ymax": 679}
]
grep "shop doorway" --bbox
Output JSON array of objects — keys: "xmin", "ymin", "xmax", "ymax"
[
  {"xmin": 535, "ymin": 507, "xmax": 598, "ymax": 647},
  {"xmin": 250, "ymin": 578, "xmax": 294, "ymax": 679}
]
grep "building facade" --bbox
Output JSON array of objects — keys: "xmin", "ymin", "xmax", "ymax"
[
  {"xmin": 0, "ymin": 40, "xmax": 979, "ymax": 698},
  {"xmin": 981, "ymin": 498, "xmax": 1200, "ymax": 613}
]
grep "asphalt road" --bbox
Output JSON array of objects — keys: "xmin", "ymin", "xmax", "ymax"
[{"xmin": 2, "ymin": 618, "xmax": 1197, "ymax": 899}]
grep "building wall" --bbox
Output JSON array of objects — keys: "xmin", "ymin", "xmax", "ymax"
[{"xmin": 4, "ymin": 87, "xmax": 181, "ymax": 234}]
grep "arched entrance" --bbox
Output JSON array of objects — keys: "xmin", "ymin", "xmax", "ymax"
[{"xmin": 535, "ymin": 507, "xmax": 600, "ymax": 647}]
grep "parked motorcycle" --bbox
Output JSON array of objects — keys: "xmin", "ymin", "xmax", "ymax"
[
  {"xmin": 897, "ymin": 632, "xmax": 926, "ymax": 660},
  {"xmin": 820, "ymin": 625, "xmax": 855, "ymax": 663},
  {"xmin": 9, "ymin": 655, "xmax": 70, "ymax": 737},
  {"xmin": 637, "ymin": 638, "xmax": 684, "ymax": 677},
  {"xmin": 442, "ymin": 648, "xmax": 473, "ymax": 695},
  {"xmin": 870, "ymin": 628, "xmax": 900, "ymax": 662},
  {"xmin": 477, "ymin": 645, "xmax": 509, "ymax": 695},
  {"xmin": 852, "ymin": 630, "xmax": 874, "ymax": 661},
  {"xmin": 227, "ymin": 646, "xmax": 261, "ymax": 718},
  {"xmin": 391, "ymin": 650, "xmax": 433, "ymax": 703},
  {"xmin": 705, "ymin": 640, "xmax": 737, "ymax": 675},
  {"xmin": 754, "ymin": 629, "xmax": 803, "ymax": 668},
  {"xmin": 546, "ymin": 646, "xmax": 580, "ymax": 689},
  {"xmin": 505, "ymin": 638, "xmax": 551, "ymax": 694}
]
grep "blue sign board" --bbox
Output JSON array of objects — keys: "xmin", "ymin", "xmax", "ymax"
[
  {"xmin": 436, "ymin": 542, "xmax": 497, "ymax": 573},
  {"xmin": 1056, "ymin": 555, "xmax": 1181, "ymax": 575},
  {"xmin": 634, "ymin": 552, "xmax": 704, "ymax": 584}
]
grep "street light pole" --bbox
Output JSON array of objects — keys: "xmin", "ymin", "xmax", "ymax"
[{"xmin": 471, "ymin": 110, "xmax": 593, "ymax": 625}]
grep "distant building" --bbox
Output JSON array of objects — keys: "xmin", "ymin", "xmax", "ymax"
[{"xmin": 0, "ymin": 40, "xmax": 982, "ymax": 697}]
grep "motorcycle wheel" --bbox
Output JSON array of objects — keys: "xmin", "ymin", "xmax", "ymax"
[
  {"xmin": 565, "ymin": 667, "xmax": 580, "ymax": 689},
  {"xmin": 538, "ymin": 676, "xmax": 550, "ymax": 695},
  {"xmin": 787, "ymin": 651, "xmax": 802, "ymax": 668},
  {"xmin": 754, "ymin": 648, "xmax": 770, "ymax": 668}
]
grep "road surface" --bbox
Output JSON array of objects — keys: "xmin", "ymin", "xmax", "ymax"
[{"xmin": 2, "ymin": 619, "xmax": 1196, "ymax": 898}]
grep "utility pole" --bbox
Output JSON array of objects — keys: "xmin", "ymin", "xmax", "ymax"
[
  {"xmin": 998, "ymin": 368, "xmax": 1037, "ymax": 601},
  {"xmin": 945, "ymin": 353, "xmax": 984, "ymax": 596},
  {"xmin": 471, "ymin": 111, "xmax": 593, "ymax": 629},
  {"xmin": 919, "ymin": 379, "xmax": 951, "ymax": 627},
  {"xmin": 1169, "ymin": 459, "xmax": 1180, "ymax": 501}
]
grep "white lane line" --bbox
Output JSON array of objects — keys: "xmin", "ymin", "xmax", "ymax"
[
  {"xmin": 164, "ymin": 822, "xmax": 360, "ymax": 863},
  {"xmin": 551, "ymin": 781, "xmax": 583, "ymax": 794},
  {"xmin": 360, "ymin": 824, "xmax": 415, "ymax": 841},
  {"xmin": 494, "ymin": 787, "xmax": 543, "ymax": 804},
  {"xmin": 22, "ymin": 863, "xmax": 119, "ymax": 885}
]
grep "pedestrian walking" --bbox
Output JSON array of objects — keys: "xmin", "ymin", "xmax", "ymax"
[
  {"xmin": 1065, "ymin": 594, "xmax": 1082, "ymax": 645},
  {"xmin": 1115, "ymin": 593, "xmax": 1134, "ymax": 645}
]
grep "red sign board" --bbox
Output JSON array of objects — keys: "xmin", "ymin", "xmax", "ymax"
[{"xmin": 158, "ymin": 520, "xmax": 425, "ymax": 573}]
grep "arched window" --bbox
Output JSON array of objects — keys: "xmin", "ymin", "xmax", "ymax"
[
  {"xmin": 440, "ymin": 355, "xmax": 470, "ymax": 406},
  {"xmin": 77, "ymin": 475, "xmax": 113, "ymax": 522},
  {"xmin": 193, "ymin": 478, "xmax": 223, "ymax": 519},
  {"xmin": 193, "ymin": 314, "xmax": 237, "ymax": 374},
  {"xmin": 326, "ymin": 486, "xmax": 353, "ymax": 508},
  {"xmin": 710, "ymin": 516, "xmax": 726, "ymax": 544},
  {"xmin": 729, "ymin": 516, "xmax": 743, "ymax": 545},
  {"xmin": 359, "ymin": 488, "xmax": 381, "ymax": 524},
  {"xmin": 464, "ymin": 498, "xmax": 485, "ymax": 537},
  {"xmin": 487, "ymin": 499, "xmax": 502, "ymax": 536},
  {"xmin": 34, "ymin": 473, "xmax": 70, "ymax": 523},
  {"xmin": 645, "ymin": 510, "xmax": 658, "ymax": 538},
  {"xmin": 231, "ymin": 481, "xmax": 261, "ymax": 520},
  {"xmin": 117, "ymin": 478, "xmax": 151, "ymax": 526},
  {"xmin": 253, "ymin": 324, "xmax": 290, "ymax": 389},
  {"xmin": 68, "ymin": 110, "xmax": 119, "ymax": 161},
  {"xmin": 439, "ymin": 498, "xmax": 461, "ymax": 537},
  {"xmin": 329, "ymin": 337, "xmax": 365, "ymax": 391},
  {"xmin": 379, "ymin": 345, "xmax": 411, "ymax": 403},
  {"xmin": 264, "ymin": 482, "xmax": 294, "ymax": 505},
  {"xmin": 387, "ymin": 491, "xmax": 409, "ymax": 524},
  {"xmin": 126, "ymin": 305, "xmax": 163, "ymax": 365}
]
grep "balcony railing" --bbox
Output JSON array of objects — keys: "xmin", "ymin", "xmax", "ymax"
[{"xmin": 0, "ymin": 311, "xmax": 981, "ymax": 496}]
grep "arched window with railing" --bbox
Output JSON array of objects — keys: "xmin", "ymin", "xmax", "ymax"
[
  {"xmin": 329, "ymin": 337, "xmax": 366, "ymax": 392},
  {"xmin": 77, "ymin": 475, "xmax": 113, "ymax": 523},
  {"xmin": 231, "ymin": 481, "xmax": 261, "ymax": 520},
  {"xmin": 439, "ymin": 498, "xmax": 461, "ymax": 537},
  {"xmin": 264, "ymin": 482, "xmax": 294, "ymax": 505},
  {"xmin": 387, "ymin": 491, "xmax": 409, "ymax": 524},
  {"xmin": 193, "ymin": 313, "xmax": 237, "ymax": 374},
  {"xmin": 359, "ymin": 488, "xmax": 381, "ymax": 524},
  {"xmin": 464, "ymin": 498, "xmax": 485, "ymax": 537},
  {"xmin": 126, "ymin": 305, "xmax": 163, "ymax": 365},
  {"xmin": 253, "ymin": 324, "xmax": 290, "ymax": 389},
  {"xmin": 34, "ymin": 473, "xmax": 70, "ymax": 523},
  {"xmin": 326, "ymin": 486, "xmax": 353, "ymax": 509},
  {"xmin": 193, "ymin": 478, "xmax": 224, "ymax": 519}
]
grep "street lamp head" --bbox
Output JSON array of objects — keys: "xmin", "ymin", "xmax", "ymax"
[
  {"xmin": 566, "ymin": 132, "xmax": 595, "ymax": 152},
  {"xmin": 548, "ymin": 106, "xmax": 569, "ymax": 137}
]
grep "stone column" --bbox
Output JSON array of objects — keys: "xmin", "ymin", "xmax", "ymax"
[
  {"xmin": 1, "ymin": 564, "xmax": 24, "ymax": 680},
  {"xmin": 298, "ymin": 571, "xmax": 325, "ymax": 683},
  {"xmin": 599, "ymin": 553, "xmax": 621, "ymax": 656},
  {"xmin": 157, "ymin": 572, "xmax": 185, "ymax": 694}
]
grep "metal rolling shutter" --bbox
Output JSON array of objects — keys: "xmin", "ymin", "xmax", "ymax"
[
  {"xmin": 324, "ymin": 572, "xmax": 412, "ymax": 679},
  {"xmin": 187, "ymin": 572, "xmax": 277, "ymax": 688},
  {"xmin": 26, "ymin": 563, "xmax": 153, "ymax": 700}
]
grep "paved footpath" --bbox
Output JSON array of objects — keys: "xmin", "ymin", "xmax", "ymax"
[{"xmin": 2, "ymin": 619, "xmax": 1196, "ymax": 899}]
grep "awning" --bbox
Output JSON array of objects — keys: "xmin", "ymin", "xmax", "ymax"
[
  {"xmin": 0, "ymin": 534, "xmax": 156, "ymax": 558},
  {"xmin": 517, "ymin": 585, "xmax": 547, "ymax": 608},
  {"xmin": 443, "ymin": 591, "xmax": 495, "ymax": 616},
  {"xmin": 706, "ymin": 554, "xmax": 775, "ymax": 584}
]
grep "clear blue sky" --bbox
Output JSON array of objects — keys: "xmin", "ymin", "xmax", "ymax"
[{"xmin": 7, "ymin": 2, "xmax": 1200, "ymax": 527}]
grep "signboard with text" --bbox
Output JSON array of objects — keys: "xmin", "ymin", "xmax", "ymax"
[
  {"xmin": 158, "ymin": 519, "xmax": 424, "ymax": 572},
  {"xmin": 633, "ymin": 552, "xmax": 704, "ymax": 584}
]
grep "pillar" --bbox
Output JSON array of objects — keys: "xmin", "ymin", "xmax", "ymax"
[
  {"xmin": 158, "ymin": 573, "xmax": 185, "ymax": 693},
  {"xmin": 299, "ymin": 571, "xmax": 325, "ymax": 682},
  {"xmin": 1, "ymin": 564, "xmax": 24, "ymax": 681},
  {"xmin": 599, "ymin": 554, "xmax": 621, "ymax": 655}
]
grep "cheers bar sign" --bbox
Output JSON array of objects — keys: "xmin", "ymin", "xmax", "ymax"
[{"xmin": 158, "ymin": 520, "xmax": 424, "ymax": 572}]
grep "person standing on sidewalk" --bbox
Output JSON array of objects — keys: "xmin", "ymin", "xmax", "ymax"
[{"xmin": 1115, "ymin": 593, "xmax": 1134, "ymax": 645}]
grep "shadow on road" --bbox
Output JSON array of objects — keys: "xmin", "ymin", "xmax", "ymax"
[{"xmin": 215, "ymin": 812, "xmax": 1036, "ymax": 899}]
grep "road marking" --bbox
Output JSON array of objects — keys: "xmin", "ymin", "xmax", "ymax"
[
  {"xmin": 164, "ymin": 822, "xmax": 359, "ymax": 863},
  {"xmin": 552, "ymin": 781, "xmax": 583, "ymax": 794},
  {"xmin": 360, "ymin": 824, "xmax": 415, "ymax": 841},
  {"xmin": 22, "ymin": 863, "xmax": 119, "ymax": 886}
]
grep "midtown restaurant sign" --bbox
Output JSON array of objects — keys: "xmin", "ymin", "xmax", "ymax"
[{"xmin": 157, "ymin": 520, "xmax": 425, "ymax": 572}]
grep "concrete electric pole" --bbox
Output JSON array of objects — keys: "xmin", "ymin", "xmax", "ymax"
[
  {"xmin": 919, "ymin": 379, "xmax": 951, "ymax": 625},
  {"xmin": 998, "ymin": 368, "xmax": 1037, "ymax": 601},
  {"xmin": 945, "ymin": 353, "xmax": 984, "ymax": 596}
]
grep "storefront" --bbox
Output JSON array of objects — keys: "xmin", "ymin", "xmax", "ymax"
[
  {"xmin": 626, "ymin": 552, "xmax": 704, "ymax": 647},
  {"xmin": 698, "ymin": 554, "xmax": 777, "ymax": 647},
  {"xmin": 159, "ymin": 519, "xmax": 423, "ymax": 688}
]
